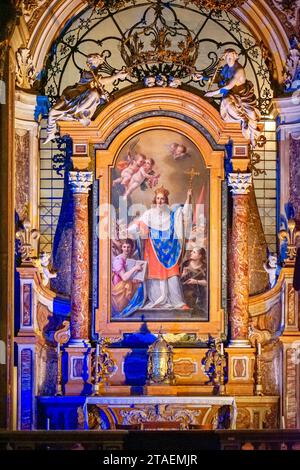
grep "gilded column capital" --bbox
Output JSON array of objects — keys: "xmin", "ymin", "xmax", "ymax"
[
  {"xmin": 69, "ymin": 171, "xmax": 93, "ymax": 194},
  {"xmin": 227, "ymin": 172, "xmax": 252, "ymax": 195}
]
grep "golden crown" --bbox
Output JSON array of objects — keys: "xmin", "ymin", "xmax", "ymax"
[
  {"xmin": 154, "ymin": 186, "xmax": 170, "ymax": 197},
  {"xmin": 121, "ymin": 30, "xmax": 199, "ymax": 73}
]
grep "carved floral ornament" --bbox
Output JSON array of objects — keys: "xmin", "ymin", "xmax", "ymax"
[
  {"xmin": 16, "ymin": 215, "xmax": 40, "ymax": 265},
  {"xmin": 0, "ymin": 40, "xmax": 9, "ymax": 81},
  {"xmin": 271, "ymin": 0, "xmax": 300, "ymax": 28},
  {"xmin": 18, "ymin": 0, "xmax": 48, "ymax": 23},
  {"xmin": 86, "ymin": 0, "xmax": 247, "ymax": 11},
  {"xmin": 278, "ymin": 218, "xmax": 300, "ymax": 265},
  {"xmin": 284, "ymin": 38, "xmax": 300, "ymax": 92},
  {"xmin": 120, "ymin": 405, "xmax": 200, "ymax": 428},
  {"xmin": 15, "ymin": 47, "xmax": 37, "ymax": 89},
  {"xmin": 248, "ymin": 323, "xmax": 272, "ymax": 347},
  {"xmin": 92, "ymin": 336, "xmax": 117, "ymax": 395}
]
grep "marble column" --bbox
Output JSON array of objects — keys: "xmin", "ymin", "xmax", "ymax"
[
  {"xmin": 69, "ymin": 171, "xmax": 93, "ymax": 345},
  {"xmin": 271, "ymin": 97, "xmax": 300, "ymax": 220},
  {"xmin": 228, "ymin": 173, "xmax": 252, "ymax": 347}
]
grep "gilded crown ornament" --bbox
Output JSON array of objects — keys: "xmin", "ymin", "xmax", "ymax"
[
  {"xmin": 121, "ymin": 30, "xmax": 199, "ymax": 74},
  {"xmin": 78, "ymin": 1, "xmax": 254, "ymax": 94},
  {"xmin": 118, "ymin": 1, "xmax": 200, "ymax": 81}
]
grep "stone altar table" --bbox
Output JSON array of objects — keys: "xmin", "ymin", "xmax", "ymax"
[{"xmin": 83, "ymin": 396, "xmax": 237, "ymax": 430}]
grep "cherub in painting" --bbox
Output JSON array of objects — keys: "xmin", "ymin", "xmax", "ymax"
[
  {"xmin": 113, "ymin": 152, "xmax": 146, "ymax": 188},
  {"xmin": 113, "ymin": 138, "xmax": 161, "ymax": 198},
  {"xmin": 123, "ymin": 158, "xmax": 160, "ymax": 199},
  {"xmin": 166, "ymin": 142, "xmax": 191, "ymax": 161}
]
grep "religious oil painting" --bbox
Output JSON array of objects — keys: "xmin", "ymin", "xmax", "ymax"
[{"xmin": 110, "ymin": 129, "xmax": 209, "ymax": 322}]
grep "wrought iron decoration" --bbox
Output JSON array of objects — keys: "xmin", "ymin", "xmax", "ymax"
[
  {"xmin": 85, "ymin": 0, "xmax": 246, "ymax": 11},
  {"xmin": 187, "ymin": 0, "xmax": 247, "ymax": 10},
  {"xmin": 120, "ymin": 1, "xmax": 200, "ymax": 81},
  {"xmin": 47, "ymin": 0, "xmax": 272, "ymax": 113}
]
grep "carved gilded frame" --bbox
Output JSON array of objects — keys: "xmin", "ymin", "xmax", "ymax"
[{"xmin": 59, "ymin": 87, "xmax": 248, "ymax": 339}]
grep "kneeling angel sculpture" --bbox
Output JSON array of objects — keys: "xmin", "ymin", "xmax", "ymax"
[
  {"xmin": 195, "ymin": 49, "xmax": 261, "ymax": 147},
  {"xmin": 44, "ymin": 53, "xmax": 128, "ymax": 143}
]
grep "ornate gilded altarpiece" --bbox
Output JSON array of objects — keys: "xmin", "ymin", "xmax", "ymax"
[
  {"xmin": 59, "ymin": 86, "xmax": 249, "ymax": 340},
  {"xmin": 12, "ymin": 0, "xmax": 299, "ymax": 433}
]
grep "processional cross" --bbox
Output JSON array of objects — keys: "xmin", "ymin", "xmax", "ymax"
[{"xmin": 184, "ymin": 167, "xmax": 200, "ymax": 189}]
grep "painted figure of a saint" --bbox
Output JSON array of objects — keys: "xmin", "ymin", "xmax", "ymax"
[{"xmin": 127, "ymin": 186, "xmax": 192, "ymax": 311}]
